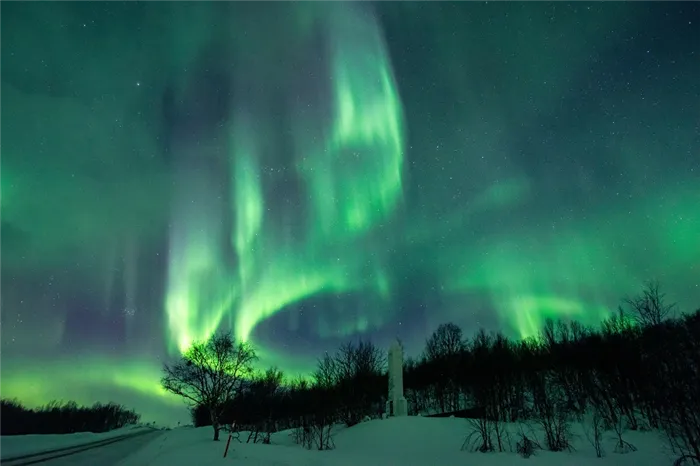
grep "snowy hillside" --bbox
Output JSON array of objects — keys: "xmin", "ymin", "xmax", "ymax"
[{"xmin": 115, "ymin": 416, "xmax": 675, "ymax": 466}]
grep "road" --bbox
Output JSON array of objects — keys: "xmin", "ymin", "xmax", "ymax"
[{"xmin": 2, "ymin": 430, "xmax": 164, "ymax": 466}]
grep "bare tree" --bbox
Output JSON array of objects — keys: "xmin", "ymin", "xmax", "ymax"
[
  {"xmin": 624, "ymin": 280, "xmax": 676, "ymax": 327},
  {"xmin": 584, "ymin": 407, "xmax": 605, "ymax": 458},
  {"xmin": 335, "ymin": 340, "xmax": 385, "ymax": 381},
  {"xmin": 463, "ymin": 416, "xmax": 494, "ymax": 453},
  {"xmin": 161, "ymin": 332, "xmax": 256, "ymax": 440},
  {"xmin": 334, "ymin": 340, "xmax": 385, "ymax": 426},
  {"xmin": 314, "ymin": 352, "xmax": 338, "ymax": 388},
  {"xmin": 424, "ymin": 323, "xmax": 465, "ymax": 413},
  {"xmin": 425, "ymin": 322, "xmax": 465, "ymax": 361},
  {"xmin": 235, "ymin": 367, "xmax": 285, "ymax": 444},
  {"xmin": 293, "ymin": 355, "xmax": 341, "ymax": 450}
]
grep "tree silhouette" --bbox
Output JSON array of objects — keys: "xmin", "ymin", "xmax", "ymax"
[
  {"xmin": 424, "ymin": 322, "xmax": 465, "ymax": 413},
  {"xmin": 161, "ymin": 332, "xmax": 256, "ymax": 440},
  {"xmin": 624, "ymin": 280, "xmax": 676, "ymax": 327},
  {"xmin": 425, "ymin": 322, "xmax": 464, "ymax": 360},
  {"xmin": 0, "ymin": 399, "xmax": 140, "ymax": 435},
  {"xmin": 177, "ymin": 282, "xmax": 699, "ymax": 463}
]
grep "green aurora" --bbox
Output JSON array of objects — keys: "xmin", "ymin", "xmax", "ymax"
[{"xmin": 1, "ymin": 2, "xmax": 698, "ymax": 425}]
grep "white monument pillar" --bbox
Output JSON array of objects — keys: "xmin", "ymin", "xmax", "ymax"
[{"xmin": 386, "ymin": 339, "xmax": 408, "ymax": 417}]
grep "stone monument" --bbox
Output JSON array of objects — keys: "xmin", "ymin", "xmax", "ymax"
[{"xmin": 386, "ymin": 339, "xmax": 408, "ymax": 417}]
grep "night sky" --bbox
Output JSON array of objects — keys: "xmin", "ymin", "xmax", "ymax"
[{"xmin": 1, "ymin": 2, "xmax": 698, "ymax": 426}]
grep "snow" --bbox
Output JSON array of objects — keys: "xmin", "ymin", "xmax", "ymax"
[
  {"xmin": 114, "ymin": 416, "xmax": 676, "ymax": 466},
  {"xmin": 0, "ymin": 425, "xmax": 151, "ymax": 460}
]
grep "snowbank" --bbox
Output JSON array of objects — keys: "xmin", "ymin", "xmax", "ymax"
[{"xmin": 115, "ymin": 416, "xmax": 675, "ymax": 466}]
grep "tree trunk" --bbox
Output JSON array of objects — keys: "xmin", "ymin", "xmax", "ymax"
[{"xmin": 210, "ymin": 409, "xmax": 220, "ymax": 441}]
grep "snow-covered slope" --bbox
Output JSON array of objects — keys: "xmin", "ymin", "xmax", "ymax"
[{"xmin": 115, "ymin": 416, "xmax": 676, "ymax": 466}]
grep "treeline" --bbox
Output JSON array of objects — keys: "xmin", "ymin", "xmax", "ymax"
[
  {"xmin": 403, "ymin": 282, "xmax": 700, "ymax": 460},
  {"xmin": 0, "ymin": 399, "xmax": 141, "ymax": 435},
  {"xmin": 176, "ymin": 283, "xmax": 700, "ymax": 460},
  {"xmin": 190, "ymin": 340, "xmax": 387, "ymax": 449}
]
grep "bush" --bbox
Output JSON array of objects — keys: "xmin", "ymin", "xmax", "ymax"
[{"xmin": 516, "ymin": 433, "xmax": 542, "ymax": 459}]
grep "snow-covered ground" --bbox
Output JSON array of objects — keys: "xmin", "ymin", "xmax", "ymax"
[
  {"xmin": 115, "ymin": 416, "xmax": 676, "ymax": 466},
  {"xmin": 0, "ymin": 424, "xmax": 151, "ymax": 460}
]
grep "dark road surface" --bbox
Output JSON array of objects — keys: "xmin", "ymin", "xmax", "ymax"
[{"xmin": 2, "ymin": 430, "xmax": 164, "ymax": 466}]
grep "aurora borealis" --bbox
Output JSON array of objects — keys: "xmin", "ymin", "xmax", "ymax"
[{"xmin": 1, "ymin": 2, "xmax": 698, "ymax": 426}]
